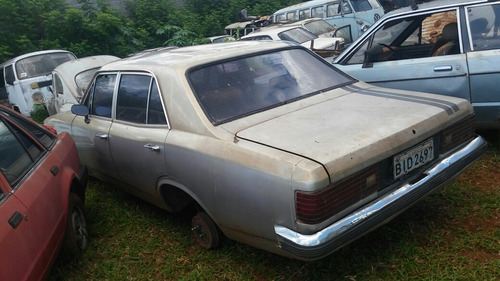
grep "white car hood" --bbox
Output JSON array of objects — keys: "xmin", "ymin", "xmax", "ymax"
[
  {"xmin": 302, "ymin": 37, "xmax": 343, "ymax": 50},
  {"xmin": 233, "ymin": 84, "xmax": 471, "ymax": 180}
]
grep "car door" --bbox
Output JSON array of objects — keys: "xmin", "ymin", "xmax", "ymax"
[
  {"xmin": 336, "ymin": 8, "xmax": 471, "ymax": 102},
  {"xmin": 0, "ymin": 187, "xmax": 36, "ymax": 281},
  {"xmin": 0, "ymin": 115, "xmax": 59, "ymax": 280},
  {"xmin": 71, "ymin": 73, "xmax": 118, "ymax": 180},
  {"xmin": 465, "ymin": 2, "xmax": 500, "ymax": 129},
  {"xmin": 108, "ymin": 73, "xmax": 169, "ymax": 203}
]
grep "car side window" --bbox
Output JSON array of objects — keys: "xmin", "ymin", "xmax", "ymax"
[
  {"xmin": 467, "ymin": 3, "xmax": 500, "ymax": 51},
  {"xmin": 115, "ymin": 74, "xmax": 167, "ymax": 125},
  {"xmin": 91, "ymin": 74, "xmax": 116, "ymax": 118},
  {"xmin": 0, "ymin": 118, "xmax": 44, "ymax": 186},
  {"xmin": 54, "ymin": 73, "xmax": 63, "ymax": 96},
  {"xmin": 1, "ymin": 110, "xmax": 56, "ymax": 148},
  {"xmin": 148, "ymin": 80, "xmax": 167, "ymax": 125},
  {"xmin": 116, "ymin": 74, "xmax": 150, "ymax": 123},
  {"xmin": 345, "ymin": 10, "xmax": 458, "ymax": 65}
]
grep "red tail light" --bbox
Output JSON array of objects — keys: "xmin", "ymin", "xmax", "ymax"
[{"xmin": 296, "ymin": 166, "xmax": 379, "ymax": 224}]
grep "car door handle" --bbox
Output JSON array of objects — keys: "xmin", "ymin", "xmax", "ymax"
[
  {"xmin": 433, "ymin": 65, "xmax": 453, "ymax": 72},
  {"xmin": 96, "ymin": 133, "xmax": 109, "ymax": 140},
  {"xmin": 9, "ymin": 212, "xmax": 24, "ymax": 229},
  {"xmin": 144, "ymin": 144, "xmax": 160, "ymax": 152},
  {"xmin": 50, "ymin": 165, "xmax": 59, "ymax": 176}
]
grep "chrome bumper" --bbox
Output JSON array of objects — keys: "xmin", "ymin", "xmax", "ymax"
[{"xmin": 274, "ymin": 136, "xmax": 487, "ymax": 261}]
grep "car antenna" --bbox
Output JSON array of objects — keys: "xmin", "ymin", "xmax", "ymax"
[{"xmin": 410, "ymin": 0, "xmax": 418, "ymax": 10}]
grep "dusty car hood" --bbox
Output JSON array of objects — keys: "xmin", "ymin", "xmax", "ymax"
[{"xmin": 233, "ymin": 84, "xmax": 471, "ymax": 181}]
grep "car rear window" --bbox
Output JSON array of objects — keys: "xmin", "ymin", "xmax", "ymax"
[{"xmin": 189, "ymin": 48, "xmax": 353, "ymax": 124}]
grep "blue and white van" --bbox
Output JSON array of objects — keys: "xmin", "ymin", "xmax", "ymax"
[
  {"xmin": 273, "ymin": 0, "xmax": 384, "ymax": 42},
  {"xmin": 0, "ymin": 50, "xmax": 76, "ymax": 116}
]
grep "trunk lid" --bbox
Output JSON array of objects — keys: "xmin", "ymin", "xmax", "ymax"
[{"xmin": 233, "ymin": 85, "xmax": 471, "ymax": 181}]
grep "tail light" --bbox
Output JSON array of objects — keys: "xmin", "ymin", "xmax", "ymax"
[
  {"xmin": 440, "ymin": 114, "xmax": 475, "ymax": 154},
  {"xmin": 296, "ymin": 166, "xmax": 379, "ymax": 224}
]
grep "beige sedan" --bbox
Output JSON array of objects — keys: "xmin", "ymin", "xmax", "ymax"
[{"xmin": 45, "ymin": 41, "xmax": 487, "ymax": 261}]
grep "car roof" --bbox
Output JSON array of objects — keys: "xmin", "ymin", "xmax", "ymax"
[
  {"xmin": 100, "ymin": 41, "xmax": 300, "ymax": 72},
  {"xmin": 384, "ymin": 0, "xmax": 487, "ymax": 17},
  {"xmin": 53, "ymin": 55, "xmax": 119, "ymax": 78}
]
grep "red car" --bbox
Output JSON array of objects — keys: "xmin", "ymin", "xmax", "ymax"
[{"xmin": 0, "ymin": 105, "xmax": 88, "ymax": 281}]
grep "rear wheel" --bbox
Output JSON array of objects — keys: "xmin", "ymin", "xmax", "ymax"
[
  {"xmin": 191, "ymin": 212, "xmax": 220, "ymax": 249},
  {"xmin": 61, "ymin": 193, "xmax": 89, "ymax": 259}
]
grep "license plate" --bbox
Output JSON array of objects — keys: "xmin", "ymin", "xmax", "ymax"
[{"xmin": 393, "ymin": 139, "xmax": 434, "ymax": 179}]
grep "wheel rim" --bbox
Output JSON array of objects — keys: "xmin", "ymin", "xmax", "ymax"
[
  {"xmin": 71, "ymin": 205, "xmax": 89, "ymax": 250},
  {"xmin": 191, "ymin": 213, "xmax": 218, "ymax": 249}
]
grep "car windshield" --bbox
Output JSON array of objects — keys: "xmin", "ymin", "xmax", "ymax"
[
  {"xmin": 15, "ymin": 52, "xmax": 75, "ymax": 80},
  {"xmin": 278, "ymin": 28, "xmax": 317, "ymax": 43},
  {"xmin": 189, "ymin": 48, "xmax": 353, "ymax": 124},
  {"xmin": 304, "ymin": 20, "xmax": 336, "ymax": 35}
]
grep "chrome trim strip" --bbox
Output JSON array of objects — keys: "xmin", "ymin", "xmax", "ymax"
[{"xmin": 275, "ymin": 136, "xmax": 487, "ymax": 253}]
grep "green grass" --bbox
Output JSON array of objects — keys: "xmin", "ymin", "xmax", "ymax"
[{"xmin": 49, "ymin": 139, "xmax": 500, "ymax": 281}]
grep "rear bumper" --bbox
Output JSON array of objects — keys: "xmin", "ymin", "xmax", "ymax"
[{"xmin": 274, "ymin": 136, "xmax": 488, "ymax": 261}]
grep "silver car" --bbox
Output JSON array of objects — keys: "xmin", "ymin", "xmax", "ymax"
[
  {"xmin": 45, "ymin": 41, "xmax": 487, "ymax": 261},
  {"xmin": 333, "ymin": 0, "xmax": 500, "ymax": 130}
]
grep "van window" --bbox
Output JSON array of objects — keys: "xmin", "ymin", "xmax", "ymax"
[
  {"xmin": 312, "ymin": 6, "xmax": 324, "ymax": 18},
  {"xmin": 4, "ymin": 65, "xmax": 15, "ymax": 85},
  {"xmin": 327, "ymin": 3, "xmax": 341, "ymax": 17},
  {"xmin": 299, "ymin": 9, "xmax": 310, "ymax": 20},
  {"xmin": 286, "ymin": 12, "xmax": 296, "ymax": 21},
  {"xmin": 352, "ymin": 0, "xmax": 372, "ymax": 12},
  {"xmin": 0, "ymin": 67, "xmax": 5, "ymax": 88}
]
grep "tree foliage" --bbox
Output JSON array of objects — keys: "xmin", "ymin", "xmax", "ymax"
[{"xmin": 0, "ymin": 0, "xmax": 302, "ymax": 62}]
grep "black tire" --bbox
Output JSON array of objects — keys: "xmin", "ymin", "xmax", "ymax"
[
  {"xmin": 61, "ymin": 193, "xmax": 89, "ymax": 260},
  {"xmin": 191, "ymin": 212, "xmax": 221, "ymax": 249}
]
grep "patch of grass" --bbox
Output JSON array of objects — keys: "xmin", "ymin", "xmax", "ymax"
[{"xmin": 49, "ymin": 146, "xmax": 500, "ymax": 281}]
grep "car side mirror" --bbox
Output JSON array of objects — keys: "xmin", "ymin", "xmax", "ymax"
[
  {"xmin": 362, "ymin": 44, "xmax": 384, "ymax": 68},
  {"xmin": 71, "ymin": 104, "xmax": 90, "ymax": 124},
  {"xmin": 362, "ymin": 52, "xmax": 373, "ymax": 68}
]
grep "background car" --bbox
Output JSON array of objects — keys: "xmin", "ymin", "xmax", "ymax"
[
  {"xmin": 287, "ymin": 17, "xmax": 353, "ymax": 45},
  {"xmin": 46, "ymin": 41, "xmax": 486, "ymax": 261},
  {"xmin": 333, "ymin": 0, "xmax": 500, "ymax": 130},
  {"xmin": 0, "ymin": 105, "xmax": 88, "ymax": 280},
  {"xmin": 47, "ymin": 55, "xmax": 120, "ymax": 115},
  {"xmin": 208, "ymin": 35, "xmax": 236, "ymax": 43},
  {"xmin": 241, "ymin": 26, "xmax": 344, "ymax": 58}
]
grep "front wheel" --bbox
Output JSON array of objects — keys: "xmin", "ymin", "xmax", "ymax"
[
  {"xmin": 191, "ymin": 212, "xmax": 221, "ymax": 249},
  {"xmin": 61, "ymin": 193, "xmax": 89, "ymax": 259}
]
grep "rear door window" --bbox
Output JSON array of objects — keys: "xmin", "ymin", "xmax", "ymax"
[{"xmin": 116, "ymin": 74, "xmax": 167, "ymax": 125}]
